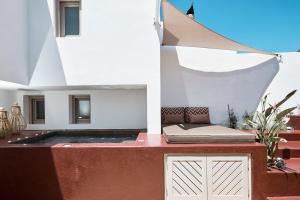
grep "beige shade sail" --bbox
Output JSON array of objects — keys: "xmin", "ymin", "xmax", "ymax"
[{"xmin": 162, "ymin": 1, "xmax": 276, "ymax": 56}]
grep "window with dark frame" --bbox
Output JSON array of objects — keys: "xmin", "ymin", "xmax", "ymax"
[
  {"xmin": 58, "ymin": 0, "xmax": 80, "ymax": 37},
  {"xmin": 29, "ymin": 96, "xmax": 45, "ymax": 124},
  {"xmin": 71, "ymin": 95, "xmax": 91, "ymax": 124}
]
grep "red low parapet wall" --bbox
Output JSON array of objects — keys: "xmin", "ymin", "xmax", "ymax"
[
  {"xmin": 288, "ymin": 115, "xmax": 300, "ymax": 130},
  {"xmin": 0, "ymin": 133, "xmax": 299, "ymax": 200}
]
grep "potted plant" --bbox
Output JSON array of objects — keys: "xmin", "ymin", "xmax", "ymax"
[
  {"xmin": 241, "ymin": 111, "xmax": 254, "ymax": 130},
  {"xmin": 227, "ymin": 104, "xmax": 238, "ymax": 129},
  {"xmin": 246, "ymin": 90, "xmax": 297, "ymax": 167}
]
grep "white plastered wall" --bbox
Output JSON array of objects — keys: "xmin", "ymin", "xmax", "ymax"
[
  {"xmin": 26, "ymin": 0, "xmax": 161, "ymax": 133},
  {"xmin": 0, "ymin": 0, "xmax": 28, "ymax": 84},
  {"xmin": 27, "ymin": 0, "xmax": 160, "ymax": 86},
  {"xmin": 0, "ymin": 90, "xmax": 17, "ymax": 111},
  {"xmin": 161, "ymin": 46, "xmax": 288, "ymax": 125},
  {"xmin": 264, "ymin": 53, "xmax": 300, "ymax": 111},
  {"xmin": 2, "ymin": 0, "xmax": 300, "ymax": 132},
  {"xmin": 17, "ymin": 89, "xmax": 147, "ymax": 130}
]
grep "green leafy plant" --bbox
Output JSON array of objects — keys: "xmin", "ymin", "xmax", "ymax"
[
  {"xmin": 241, "ymin": 111, "xmax": 254, "ymax": 130},
  {"xmin": 228, "ymin": 104, "xmax": 238, "ymax": 129},
  {"xmin": 246, "ymin": 90, "xmax": 297, "ymax": 167}
]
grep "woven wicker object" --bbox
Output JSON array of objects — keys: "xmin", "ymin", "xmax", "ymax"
[
  {"xmin": 0, "ymin": 107, "xmax": 11, "ymax": 138},
  {"xmin": 8, "ymin": 103, "xmax": 27, "ymax": 134}
]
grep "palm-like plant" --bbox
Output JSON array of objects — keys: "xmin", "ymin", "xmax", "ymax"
[{"xmin": 246, "ymin": 90, "xmax": 297, "ymax": 167}]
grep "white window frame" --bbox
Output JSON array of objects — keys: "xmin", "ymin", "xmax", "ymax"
[
  {"xmin": 57, "ymin": 0, "xmax": 81, "ymax": 37},
  {"xmin": 28, "ymin": 96, "xmax": 45, "ymax": 124},
  {"xmin": 70, "ymin": 95, "xmax": 91, "ymax": 124}
]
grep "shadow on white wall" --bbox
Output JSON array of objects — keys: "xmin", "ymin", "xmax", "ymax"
[
  {"xmin": 28, "ymin": 0, "xmax": 66, "ymax": 87},
  {"xmin": 0, "ymin": 0, "xmax": 28, "ymax": 84},
  {"xmin": 161, "ymin": 47, "xmax": 279, "ymax": 125}
]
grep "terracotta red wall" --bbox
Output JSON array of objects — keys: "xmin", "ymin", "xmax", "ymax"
[
  {"xmin": 0, "ymin": 135, "xmax": 299, "ymax": 200},
  {"xmin": 289, "ymin": 115, "xmax": 300, "ymax": 130},
  {"xmin": 0, "ymin": 144, "xmax": 263, "ymax": 200}
]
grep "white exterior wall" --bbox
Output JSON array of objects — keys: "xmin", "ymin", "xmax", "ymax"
[
  {"xmin": 1, "ymin": 0, "xmax": 299, "ymax": 132},
  {"xmin": 17, "ymin": 90, "xmax": 147, "ymax": 130},
  {"xmin": 161, "ymin": 47, "xmax": 300, "ymax": 125},
  {"xmin": 265, "ymin": 53, "xmax": 300, "ymax": 112},
  {"xmin": 0, "ymin": 90, "xmax": 17, "ymax": 111},
  {"xmin": 26, "ymin": 0, "xmax": 161, "ymax": 133},
  {"xmin": 0, "ymin": 0, "xmax": 28, "ymax": 84},
  {"xmin": 28, "ymin": 0, "xmax": 161, "ymax": 87}
]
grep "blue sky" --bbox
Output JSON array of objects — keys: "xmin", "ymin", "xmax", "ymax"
[{"xmin": 168, "ymin": 0, "xmax": 300, "ymax": 52}]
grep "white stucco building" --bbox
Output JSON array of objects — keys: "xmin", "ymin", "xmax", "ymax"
[{"xmin": 0, "ymin": 0, "xmax": 299, "ymax": 134}]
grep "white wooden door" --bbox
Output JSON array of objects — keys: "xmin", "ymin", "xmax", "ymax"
[
  {"xmin": 165, "ymin": 156, "xmax": 207, "ymax": 200},
  {"xmin": 165, "ymin": 155, "xmax": 250, "ymax": 200},
  {"xmin": 207, "ymin": 156, "xmax": 250, "ymax": 200}
]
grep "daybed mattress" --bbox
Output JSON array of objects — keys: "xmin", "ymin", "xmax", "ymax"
[{"xmin": 163, "ymin": 124, "xmax": 255, "ymax": 144}]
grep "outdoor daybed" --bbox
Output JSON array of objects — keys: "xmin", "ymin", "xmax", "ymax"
[{"xmin": 161, "ymin": 107, "xmax": 255, "ymax": 144}]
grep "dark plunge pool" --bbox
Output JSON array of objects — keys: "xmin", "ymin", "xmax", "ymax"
[{"xmin": 12, "ymin": 130, "xmax": 139, "ymax": 144}]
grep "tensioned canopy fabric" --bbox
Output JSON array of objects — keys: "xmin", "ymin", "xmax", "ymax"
[{"xmin": 162, "ymin": 1, "xmax": 276, "ymax": 56}]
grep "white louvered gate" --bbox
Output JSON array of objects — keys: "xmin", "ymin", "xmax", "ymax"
[
  {"xmin": 207, "ymin": 156, "xmax": 250, "ymax": 200},
  {"xmin": 165, "ymin": 155, "xmax": 251, "ymax": 200},
  {"xmin": 165, "ymin": 156, "xmax": 207, "ymax": 200}
]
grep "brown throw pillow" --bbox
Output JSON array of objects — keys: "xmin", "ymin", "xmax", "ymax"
[
  {"xmin": 161, "ymin": 107, "xmax": 185, "ymax": 124},
  {"xmin": 189, "ymin": 113, "xmax": 210, "ymax": 124},
  {"xmin": 185, "ymin": 107, "xmax": 210, "ymax": 124}
]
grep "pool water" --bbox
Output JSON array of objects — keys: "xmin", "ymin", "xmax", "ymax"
[{"xmin": 13, "ymin": 131, "xmax": 139, "ymax": 144}]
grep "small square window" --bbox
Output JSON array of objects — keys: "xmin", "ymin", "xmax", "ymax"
[
  {"xmin": 71, "ymin": 95, "xmax": 91, "ymax": 124},
  {"xmin": 58, "ymin": 1, "xmax": 80, "ymax": 37},
  {"xmin": 28, "ymin": 96, "xmax": 45, "ymax": 124}
]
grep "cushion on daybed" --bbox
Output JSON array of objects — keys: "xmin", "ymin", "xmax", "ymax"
[
  {"xmin": 185, "ymin": 107, "xmax": 210, "ymax": 124},
  {"xmin": 163, "ymin": 124, "xmax": 256, "ymax": 144},
  {"xmin": 161, "ymin": 107, "xmax": 185, "ymax": 124}
]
